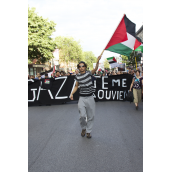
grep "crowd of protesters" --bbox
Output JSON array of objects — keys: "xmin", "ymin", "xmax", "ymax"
[
  {"xmin": 28, "ymin": 65, "xmax": 143, "ymax": 110},
  {"xmin": 28, "ymin": 67, "xmax": 143, "ymax": 80},
  {"xmin": 28, "ymin": 69, "xmax": 79, "ymax": 79}
]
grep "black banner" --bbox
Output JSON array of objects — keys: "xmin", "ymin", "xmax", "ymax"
[{"xmin": 28, "ymin": 74, "xmax": 133, "ymax": 106}]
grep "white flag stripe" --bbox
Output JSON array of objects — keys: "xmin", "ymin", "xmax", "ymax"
[{"xmin": 121, "ymin": 33, "xmax": 136, "ymax": 50}]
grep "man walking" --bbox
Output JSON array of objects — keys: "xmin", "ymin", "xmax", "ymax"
[{"xmin": 70, "ymin": 56, "xmax": 101, "ymax": 138}]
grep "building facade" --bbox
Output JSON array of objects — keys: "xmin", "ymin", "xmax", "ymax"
[
  {"xmin": 136, "ymin": 25, "xmax": 143, "ymax": 42},
  {"xmin": 28, "ymin": 60, "xmax": 51, "ymax": 77},
  {"xmin": 28, "ymin": 49, "xmax": 60, "ymax": 77}
]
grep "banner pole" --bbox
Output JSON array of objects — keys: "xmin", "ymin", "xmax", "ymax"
[{"xmin": 100, "ymin": 14, "xmax": 125, "ymax": 56}]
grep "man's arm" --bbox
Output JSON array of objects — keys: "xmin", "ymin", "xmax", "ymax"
[
  {"xmin": 91, "ymin": 55, "xmax": 102, "ymax": 75},
  {"xmin": 70, "ymin": 81, "xmax": 79, "ymax": 100}
]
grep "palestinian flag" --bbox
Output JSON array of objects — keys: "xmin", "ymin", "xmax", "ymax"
[
  {"xmin": 134, "ymin": 36, "xmax": 143, "ymax": 53},
  {"xmin": 105, "ymin": 14, "xmax": 140, "ymax": 56},
  {"xmin": 107, "ymin": 57, "xmax": 117, "ymax": 64},
  {"xmin": 135, "ymin": 43, "xmax": 143, "ymax": 53}
]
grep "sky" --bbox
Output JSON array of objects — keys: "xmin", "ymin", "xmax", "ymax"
[{"xmin": 28, "ymin": 0, "xmax": 143, "ymax": 63}]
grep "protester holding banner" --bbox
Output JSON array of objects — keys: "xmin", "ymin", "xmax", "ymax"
[
  {"xmin": 117, "ymin": 71, "xmax": 120, "ymax": 75},
  {"xmin": 128, "ymin": 67, "xmax": 131, "ymax": 74},
  {"xmin": 129, "ymin": 70, "xmax": 143, "ymax": 110},
  {"xmin": 55, "ymin": 71, "xmax": 60, "ymax": 78},
  {"xmin": 42, "ymin": 73, "xmax": 54, "ymax": 89},
  {"xmin": 67, "ymin": 72, "xmax": 71, "ymax": 76},
  {"xmin": 31, "ymin": 75, "xmax": 35, "ymax": 79},
  {"xmin": 69, "ymin": 56, "xmax": 101, "ymax": 139},
  {"xmin": 60, "ymin": 71, "xmax": 65, "ymax": 76},
  {"xmin": 35, "ymin": 73, "xmax": 41, "ymax": 80},
  {"xmin": 52, "ymin": 72, "xmax": 56, "ymax": 78}
]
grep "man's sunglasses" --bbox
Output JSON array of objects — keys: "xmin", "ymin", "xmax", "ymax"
[{"xmin": 79, "ymin": 65, "xmax": 85, "ymax": 68}]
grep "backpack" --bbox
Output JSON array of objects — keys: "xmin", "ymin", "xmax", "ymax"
[{"xmin": 126, "ymin": 91, "xmax": 133, "ymax": 103}]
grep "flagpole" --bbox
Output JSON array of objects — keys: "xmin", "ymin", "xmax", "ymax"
[
  {"xmin": 134, "ymin": 50, "xmax": 137, "ymax": 69},
  {"xmin": 100, "ymin": 14, "xmax": 126, "ymax": 56}
]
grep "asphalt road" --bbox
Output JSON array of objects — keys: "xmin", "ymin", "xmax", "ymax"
[{"xmin": 28, "ymin": 100, "xmax": 143, "ymax": 172}]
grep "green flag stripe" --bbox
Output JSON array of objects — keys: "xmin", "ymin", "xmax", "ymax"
[
  {"xmin": 106, "ymin": 43, "xmax": 133, "ymax": 56},
  {"xmin": 107, "ymin": 57, "xmax": 114, "ymax": 60},
  {"xmin": 135, "ymin": 45, "xmax": 143, "ymax": 52}
]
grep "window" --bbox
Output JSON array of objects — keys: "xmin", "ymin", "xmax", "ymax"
[
  {"xmin": 30, "ymin": 68, "xmax": 33, "ymax": 75},
  {"xmin": 34, "ymin": 68, "xmax": 36, "ymax": 77}
]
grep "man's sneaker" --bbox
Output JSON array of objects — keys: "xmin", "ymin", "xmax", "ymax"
[
  {"xmin": 86, "ymin": 133, "xmax": 92, "ymax": 139},
  {"xmin": 81, "ymin": 129, "xmax": 86, "ymax": 137}
]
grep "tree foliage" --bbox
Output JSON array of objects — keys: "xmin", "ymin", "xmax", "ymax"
[
  {"xmin": 83, "ymin": 51, "xmax": 97, "ymax": 70},
  {"xmin": 121, "ymin": 51, "xmax": 141, "ymax": 68},
  {"xmin": 121, "ymin": 55, "xmax": 128, "ymax": 64},
  {"xmin": 28, "ymin": 7, "xmax": 57, "ymax": 63},
  {"xmin": 103, "ymin": 58, "xmax": 110, "ymax": 69},
  {"xmin": 28, "ymin": 7, "xmax": 98, "ymax": 68},
  {"xmin": 55, "ymin": 36, "xmax": 84, "ymax": 64},
  {"xmin": 55, "ymin": 36, "xmax": 97, "ymax": 70},
  {"xmin": 28, "ymin": 59, "xmax": 32, "ymax": 64}
]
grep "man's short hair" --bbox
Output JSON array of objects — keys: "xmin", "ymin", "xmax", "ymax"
[
  {"xmin": 77, "ymin": 61, "xmax": 87, "ymax": 69},
  {"xmin": 45, "ymin": 73, "xmax": 48, "ymax": 76}
]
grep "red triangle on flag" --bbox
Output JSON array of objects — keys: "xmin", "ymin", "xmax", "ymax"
[
  {"xmin": 105, "ymin": 15, "xmax": 128, "ymax": 50},
  {"xmin": 134, "ymin": 39, "xmax": 142, "ymax": 50},
  {"xmin": 113, "ymin": 57, "xmax": 117, "ymax": 62}
]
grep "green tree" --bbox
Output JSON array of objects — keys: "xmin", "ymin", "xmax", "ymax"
[
  {"xmin": 126, "ymin": 51, "xmax": 140, "ymax": 68},
  {"xmin": 121, "ymin": 55, "xmax": 128, "ymax": 64},
  {"xmin": 55, "ymin": 36, "xmax": 84, "ymax": 65},
  {"xmin": 28, "ymin": 59, "xmax": 32, "ymax": 64},
  {"xmin": 120, "ymin": 51, "xmax": 141, "ymax": 68},
  {"xmin": 103, "ymin": 58, "xmax": 110, "ymax": 69},
  {"xmin": 83, "ymin": 51, "xmax": 97, "ymax": 70},
  {"xmin": 28, "ymin": 7, "xmax": 57, "ymax": 63}
]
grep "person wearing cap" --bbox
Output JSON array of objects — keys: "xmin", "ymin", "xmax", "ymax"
[{"xmin": 70, "ymin": 55, "xmax": 101, "ymax": 138}]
